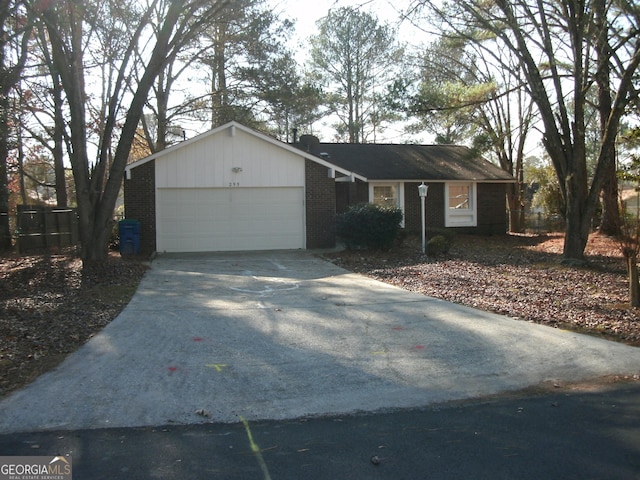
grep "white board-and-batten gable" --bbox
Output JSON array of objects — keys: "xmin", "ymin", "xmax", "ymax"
[
  {"xmin": 125, "ymin": 121, "xmax": 361, "ymax": 186},
  {"xmin": 158, "ymin": 125, "xmax": 303, "ymax": 188}
]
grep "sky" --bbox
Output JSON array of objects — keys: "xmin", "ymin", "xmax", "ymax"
[
  {"xmin": 271, "ymin": 0, "xmax": 399, "ymax": 34},
  {"xmin": 267, "ymin": 0, "xmax": 430, "ymax": 143},
  {"xmin": 270, "ymin": 0, "xmax": 427, "ymax": 54},
  {"xmin": 267, "ymin": 0, "xmax": 545, "ymax": 153}
]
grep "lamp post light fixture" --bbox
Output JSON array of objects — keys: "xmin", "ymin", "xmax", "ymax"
[{"xmin": 418, "ymin": 182, "xmax": 429, "ymax": 254}]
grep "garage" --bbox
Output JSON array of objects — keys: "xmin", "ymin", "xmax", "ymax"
[
  {"xmin": 124, "ymin": 122, "xmax": 357, "ymax": 254},
  {"xmin": 156, "ymin": 187, "xmax": 305, "ymax": 252}
]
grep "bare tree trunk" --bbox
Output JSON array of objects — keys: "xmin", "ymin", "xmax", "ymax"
[
  {"xmin": 0, "ymin": 91, "xmax": 12, "ymax": 250},
  {"xmin": 600, "ymin": 157, "xmax": 620, "ymax": 235},
  {"xmin": 0, "ymin": 2, "xmax": 13, "ymax": 250},
  {"xmin": 563, "ymin": 164, "xmax": 591, "ymax": 264},
  {"xmin": 563, "ymin": 218, "xmax": 590, "ymax": 263},
  {"xmin": 507, "ymin": 183, "xmax": 524, "ymax": 233},
  {"xmin": 155, "ymin": 68, "xmax": 168, "ymax": 151},
  {"xmin": 211, "ymin": 21, "xmax": 228, "ymax": 128},
  {"xmin": 17, "ymin": 121, "xmax": 27, "ymax": 205},
  {"xmin": 52, "ymin": 73, "xmax": 68, "ymax": 207},
  {"xmin": 594, "ymin": 0, "xmax": 619, "ymax": 236}
]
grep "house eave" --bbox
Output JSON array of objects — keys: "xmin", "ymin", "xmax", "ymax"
[
  {"xmin": 124, "ymin": 121, "xmax": 364, "ymax": 183},
  {"xmin": 365, "ymin": 178, "xmax": 517, "ymax": 183}
]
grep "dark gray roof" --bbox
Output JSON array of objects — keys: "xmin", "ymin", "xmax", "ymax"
[{"xmin": 305, "ymin": 143, "xmax": 514, "ymax": 182}]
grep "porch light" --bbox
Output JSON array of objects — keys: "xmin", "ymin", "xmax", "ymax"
[{"xmin": 418, "ymin": 183, "xmax": 429, "ymax": 254}]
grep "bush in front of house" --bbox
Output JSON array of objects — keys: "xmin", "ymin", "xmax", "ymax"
[
  {"xmin": 337, "ymin": 203, "xmax": 403, "ymax": 250},
  {"xmin": 426, "ymin": 234, "xmax": 452, "ymax": 256}
]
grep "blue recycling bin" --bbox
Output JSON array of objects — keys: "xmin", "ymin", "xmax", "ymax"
[{"xmin": 119, "ymin": 219, "xmax": 140, "ymax": 255}]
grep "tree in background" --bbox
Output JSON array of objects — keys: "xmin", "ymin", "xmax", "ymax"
[
  {"xmin": 193, "ymin": 0, "xmax": 308, "ymax": 138},
  {"xmin": 0, "ymin": 0, "xmax": 32, "ymax": 250},
  {"xmin": 138, "ymin": 41, "xmax": 183, "ymax": 153},
  {"xmin": 616, "ymin": 126, "xmax": 640, "ymax": 306},
  {"xmin": 393, "ymin": 37, "xmax": 487, "ymax": 145},
  {"xmin": 139, "ymin": 1, "xmax": 298, "ymax": 152},
  {"xmin": 309, "ymin": 7, "xmax": 403, "ymax": 143},
  {"xmin": 387, "ymin": 35, "xmax": 535, "ymax": 233},
  {"xmin": 412, "ymin": 0, "xmax": 640, "ymax": 263},
  {"xmin": 526, "ymin": 160, "xmax": 565, "ymax": 223},
  {"xmin": 473, "ymin": 50, "xmax": 537, "ymax": 234},
  {"xmin": 256, "ymin": 55, "xmax": 324, "ymax": 142},
  {"xmin": 200, "ymin": 0, "xmax": 259, "ymax": 128},
  {"xmin": 19, "ymin": 22, "xmax": 70, "ymax": 208},
  {"xmin": 29, "ymin": 0, "xmax": 231, "ymax": 266}
]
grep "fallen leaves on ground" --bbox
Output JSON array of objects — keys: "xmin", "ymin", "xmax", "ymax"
[
  {"xmin": 0, "ymin": 252, "xmax": 147, "ymax": 398},
  {"xmin": 326, "ymin": 233, "xmax": 640, "ymax": 347}
]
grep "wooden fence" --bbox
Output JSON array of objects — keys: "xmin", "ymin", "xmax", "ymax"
[
  {"xmin": 16, "ymin": 205, "xmax": 80, "ymax": 254},
  {"xmin": 0, "ymin": 212, "xmax": 10, "ymax": 249}
]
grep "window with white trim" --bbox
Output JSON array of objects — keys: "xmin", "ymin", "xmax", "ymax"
[
  {"xmin": 372, "ymin": 185, "xmax": 398, "ymax": 207},
  {"xmin": 445, "ymin": 182, "xmax": 477, "ymax": 227},
  {"xmin": 369, "ymin": 182, "xmax": 405, "ymax": 227},
  {"xmin": 448, "ymin": 184, "xmax": 470, "ymax": 209}
]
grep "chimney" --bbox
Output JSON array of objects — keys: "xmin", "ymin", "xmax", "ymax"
[
  {"xmin": 292, "ymin": 128, "xmax": 298, "ymax": 144},
  {"xmin": 299, "ymin": 134, "xmax": 320, "ymax": 152}
]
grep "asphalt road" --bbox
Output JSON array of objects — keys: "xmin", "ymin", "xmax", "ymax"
[{"xmin": 1, "ymin": 380, "xmax": 639, "ymax": 479}]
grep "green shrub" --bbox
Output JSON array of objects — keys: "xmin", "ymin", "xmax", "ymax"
[
  {"xmin": 426, "ymin": 234, "xmax": 453, "ymax": 256},
  {"xmin": 336, "ymin": 203, "xmax": 403, "ymax": 250},
  {"xmin": 427, "ymin": 228, "xmax": 456, "ymax": 244}
]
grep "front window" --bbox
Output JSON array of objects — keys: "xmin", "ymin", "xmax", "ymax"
[
  {"xmin": 445, "ymin": 182, "xmax": 477, "ymax": 227},
  {"xmin": 369, "ymin": 182, "xmax": 405, "ymax": 227},
  {"xmin": 373, "ymin": 185, "xmax": 398, "ymax": 207},
  {"xmin": 448, "ymin": 184, "xmax": 471, "ymax": 210}
]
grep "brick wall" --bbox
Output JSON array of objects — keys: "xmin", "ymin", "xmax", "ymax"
[
  {"xmin": 305, "ymin": 159, "xmax": 336, "ymax": 248},
  {"xmin": 476, "ymin": 183, "xmax": 507, "ymax": 235},
  {"xmin": 406, "ymin": 182, "xmax": 507, "ymax": 236},
  {"xmin": 343, "ymin": 181, "xmax": 507, "ymax": 237},
  {"xmin": 336, "ymin": 180, "xmax": 369, "ymax": 213},
  {"xmin": 123, "ymin": 160, "xmax": 156, "ymax": 254},
  {"xmin": 404, "ymin": 182, "xmax": 445, "ymax": 234}
]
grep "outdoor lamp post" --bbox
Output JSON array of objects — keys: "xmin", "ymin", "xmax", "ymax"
[{"xmin": 418, "ymin": 182, "xmax": 429, "ymax": 254}]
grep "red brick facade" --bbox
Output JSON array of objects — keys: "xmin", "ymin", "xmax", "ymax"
[
  {"xmin": 336, "ymin": 181, "xmax": 368, "ymax": 214},
  {"xmin": 124, "ymin": 159, "xmax": 507, "ymax": 255},
  {"xmin": 338, "ymin": 180, "xmax": 507, "ymax": 237},
  {"xmin": 124, "ymin": 158, "xmax": 338, "ymax": 253},
  {"xmin": 123, "ymin": 160, "xmax": 156, "ymax": 255},
  {"xmin": 475, "ymin": 183, "xmax": 508, "ymax": 235},
  {"xmin": 305, "ymin": 159, "xmax": 336, "ymax": 248},
  {"xmin": 404, "ymin": 182, "xmax": 446, "ymax": 233},
  {"xmin": 405, "ymin": 181, "xmax": 507, "ymax": 235}
]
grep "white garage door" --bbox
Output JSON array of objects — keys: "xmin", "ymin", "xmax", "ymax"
[{"xmin": 156, "ymin": 187, "xmax": 305, "ymax": 252}]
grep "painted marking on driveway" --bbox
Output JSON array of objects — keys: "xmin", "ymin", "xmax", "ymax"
[{"xmin": 205, "ymin": 364, "xmax": 228, "ymax": 372}]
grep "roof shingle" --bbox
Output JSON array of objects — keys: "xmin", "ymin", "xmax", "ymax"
[{"xmin": 304, "ymin": 143, "xmax": 514, "ymax": 182}]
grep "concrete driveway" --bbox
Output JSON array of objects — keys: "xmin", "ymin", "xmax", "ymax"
[{"xmin": 1, "ymin": 250, "xmax": 640, "ymax": 434}]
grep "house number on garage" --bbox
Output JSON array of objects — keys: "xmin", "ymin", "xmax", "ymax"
[{"xmin": 229, "ymin": 182, "xmax": 240, "ymax": 187}]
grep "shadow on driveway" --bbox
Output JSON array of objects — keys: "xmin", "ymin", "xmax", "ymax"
[{"xmin": 1, "ymin": 250, "xmax": 639, "ymax": 434}]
